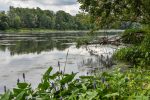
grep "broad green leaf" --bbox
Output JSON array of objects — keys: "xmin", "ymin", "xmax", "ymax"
[
  {"xmin": 86, "ymin": 91, "xmax": 98, "ymax": 100},
  {"xmin": 17, "ymin": 83, "xmax": 28, "ymax": 89},
  {"xmin": 13, "ymin": 88, "xmax": 23, "ymax": 96},
  {"xmin": 16, "ymin": 91, "xmax": 26, "ymax": 100},
  {"xmin": 0, "ymin": 91, "xmax": 12, "ymax": 100},
  {"xmin": 38, "ymin": 81, "xmax": 50, "ymax": 91},
  {"xmin": 60, "ymin": 73, "xmax": 76, "ymax": 85}
]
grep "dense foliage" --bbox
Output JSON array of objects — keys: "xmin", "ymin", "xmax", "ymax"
[
  {"xmin": 78, "ymin": 0, "xmax": 150, "ymax": 28},
  {"xmin": 0, "ymin": 6, "xmax": 93, "ymax": 30},
  {"xmin": 122, "ymin": 28, "xmax": 146, "ymax": 44},
  {"xmin": 114, "ymin": 26, "xmax": 150, "ymax": 67},
  {"xmin": 114, "ymin": 47, "xmax": 150, "ymax": 67},
  {"xmin": 0, "ymin": 67, "xmax": 150, "ymax": 100}
]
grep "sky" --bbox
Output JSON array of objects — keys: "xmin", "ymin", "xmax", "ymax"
[{"xmin": 0, "ymin": 0, "xmax": 80, "ymax": 15}]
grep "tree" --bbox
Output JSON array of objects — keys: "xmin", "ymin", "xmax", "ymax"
[
  {"xmin": 0, "ymin": 12, "xmax": 9, "ymax": 30},
  {"xmin": 78, "ymin": 0, "xmax": 150, "ymax": 28},
  {"xmin": 13, "ymin": 15, "xmax": 21, "ymax": 29},
  {"xmin": 55, "ymin": 10, "xmax": 74, "ymax": 30},
  {"xmin": 1, "ymin": 6, "xmax": 93, "ymax": 30},
  {"xmin": 75, "ymin": 13, "xmax": 93, "ymax": 30}
]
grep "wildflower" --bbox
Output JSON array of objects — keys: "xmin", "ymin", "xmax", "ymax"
[
  {"xmin": 101, "ymin": 77, "xmax": 105, "ymax": 83},
  {"xmin": 4, "ymin": 86, "xmax": 6, "ymax": 93},
  {"xmin": 106, "ymin": 83, "xmax": 110, "ymax": 89},
  {"xmin": 60, "ymin": 70, "xmax": 63, "ymax": 74},
  {"xmin": 72, "ymin": 71, "xmax": 74, "ymax": 74},
  {"xmin": 51, "ymin": 82, "xmax": 55, "ymax": 88},
  {"xmin": 62, "ymin": 85, "xmax": 66, "ymax": 90},
  {"xmin": 23, "ymin": 73, "xmax": 25, "ymax": 82},
  {"xmin": 76, "ymin": 79, "xmax": 80, "ymax": 82},
  {"xmin": 58, "ymin": 61, "xmax": 60, "ymax": 67},
  {"xmin": 17, "ymin": 78, "xmax": 20, "ymax": 83},
  {"xmin": 87, "ymin": 72, "xmax": 89, "ymax": 76}
]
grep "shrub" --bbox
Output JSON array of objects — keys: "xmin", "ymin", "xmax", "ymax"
[
  {"xmin": 122, "ymin": 28, "xmax": 146, "ymax": 44},
  {"xmin": 114, "ymin": 46, "xmax": 150, "ymax": 67},
  {"xmin": 141, "ymin": 33, "xmax": 150, "ymax": 51}
]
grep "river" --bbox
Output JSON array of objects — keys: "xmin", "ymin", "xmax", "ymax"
[{"xmin": 0, "ymin": 31, "xmax": 122, "ymax": 93}]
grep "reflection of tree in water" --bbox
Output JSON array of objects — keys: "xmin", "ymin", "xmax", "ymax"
[
  {"xmin": 0, "ymin": 39, "xmax": 69, "ymax": 55},
  {"xmin": 0, "ymin": 32, "xmax": 85, "ymax": 55}
]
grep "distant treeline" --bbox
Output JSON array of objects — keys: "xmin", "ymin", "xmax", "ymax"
[{"xmin": 0, "ymin": 6, "xmax": 93, "ymax": 30}]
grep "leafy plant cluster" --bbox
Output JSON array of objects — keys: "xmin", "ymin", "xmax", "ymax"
[
  {"xmin": 0, "ymin": 67, "xmax": 150, "ymax": 100},
  {"xmin": 114, "ymin": 26, "xmax": 150, "ymax": 67},
  {"xmin": 114, "ymin": 46, "xmax": 150, "ymax": 67},
  {"xmin": 121, "ymin": 28, "xmax": 146, "ymax": 44}
]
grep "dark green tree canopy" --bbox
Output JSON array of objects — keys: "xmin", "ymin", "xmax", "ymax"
[
  {"xmin": 0, "ymin": 6, "xmax": 93, "ymax": 30},
  {"xmin": 78, "ymin": 0, "xmax": 150, "ymax": 28}
]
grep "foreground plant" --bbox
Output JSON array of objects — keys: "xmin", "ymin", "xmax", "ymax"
[{"xmin": 0, "ymin": 67, "xmax": 150, "ymax": 100}]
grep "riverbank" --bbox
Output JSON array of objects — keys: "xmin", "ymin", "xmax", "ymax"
[{"xmin": 0, "ymin": 28, "xmax": 124, "ymax": 34}]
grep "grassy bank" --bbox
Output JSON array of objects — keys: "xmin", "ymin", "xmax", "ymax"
[
  {"xmin": 0, "ymin": 28, "xmax": 124, "ymax": 34},
  {"xmin": 0, "ymin": 28, "xmax": 89, "ymax": 34}
]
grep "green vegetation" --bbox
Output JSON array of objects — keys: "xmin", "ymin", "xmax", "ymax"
[
  {"xmin": 0, "ymin": 0, "xmax": 150, "ymax": 99},
  {"xmin": 121, "ymin": 28, "xmax": 146, "ymax": 44},
  {"xmin": 114, "ymin": 26, "xmax": 150, "ymax": 67},
  {"xmin": 78, "ymin": 0, "xmax": 150, "ymax": 28},
  {"xmin": 114, "ymin": 46, "xmax": 150, "ymax": 67},
  {"xmin": 78, "ymin": 0, "xmax": 150, "ymax": 68},
  {"xmin": 0, "ymin": 7, "xmax": 93, "ymax": 31},
  {"xmin": 0, "ymin": 67, "xmax": 150, "ymax": 100},
  {"xmin": 1, "ymin": 28, "xmax": 89, "ymax": 34}
]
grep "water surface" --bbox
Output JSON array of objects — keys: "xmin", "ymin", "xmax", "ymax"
[{"xmin": 0, "ymin": 32, "xmax": 120, "ymax": 92}]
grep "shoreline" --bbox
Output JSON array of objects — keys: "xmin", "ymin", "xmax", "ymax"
[{"xmin": 0, "ymin": 29, "xmax": 124, "ymax": 34}]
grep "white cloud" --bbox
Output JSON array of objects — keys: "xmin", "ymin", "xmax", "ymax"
[{"xmin": 0, "ymin": 0, "xmax": 80, "ymax": 15}]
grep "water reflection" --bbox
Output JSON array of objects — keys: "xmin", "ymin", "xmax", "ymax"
[
  {"xmin": 0, "ymin": 33, "xmax": 77, "ymax": 55},
  {"xmin": 77, "ymin": 45, "xmax": 116, "ymax": 74},
  {"xmin": 0, "ymin": 32, "xmax": 120, "ymax": 93}
]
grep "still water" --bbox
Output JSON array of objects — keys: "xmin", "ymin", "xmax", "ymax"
[{"xmin": 0, "ymin": 32, "xmax": 119, "ymax": 92}]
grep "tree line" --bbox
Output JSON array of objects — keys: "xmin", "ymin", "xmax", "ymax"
[{"xmin": 0, "ymin": 6, "xmax": 93, "ymax": 30}]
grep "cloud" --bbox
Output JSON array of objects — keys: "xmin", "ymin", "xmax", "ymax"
[
  {"xmin": 0, "ymin": 0, "xmax": 80, "ymax": 15},
  {"xmin": 36, "ymin": 0, "xmax": 77, "ymax": 6}
]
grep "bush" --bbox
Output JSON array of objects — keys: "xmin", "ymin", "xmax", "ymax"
[
  {"xmin": 114, "ymin": 46, "xmax": 150, "ymax": 67},
  {"xmin": 122, "ymin": 28, "xmax": 146, "ymax": 44},
  {"xmin": 141, "ymin": 33, "xmax": 150, "ymax": 51},
  {"xmin": 0, "ymin": 67, "xmax": 150, "ymax": 100}
]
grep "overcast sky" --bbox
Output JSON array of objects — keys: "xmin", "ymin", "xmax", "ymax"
[{"xmin": 0, "ymin": 0, "xmax": 80, "ymax": 15}]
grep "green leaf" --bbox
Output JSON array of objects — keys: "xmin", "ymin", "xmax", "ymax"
[
  {"xmin": 131, "ymin": 96, "xmax": 149, "ymax": 100},
  {"xmin": 44, "ymin": 67, "xmax": 53, "ymax": 76},
  {"xmin": 82, "ymin": 84, "xmax": 87, "ymax": 91},
  {"xmin": 86, "ymin": 91, "xmax": 98, "ymax": 100},
  {"xmin": 17, "ymin": 83, "xmax": 28, "ymax": 89},
  {"xmin": 0, "ymin": 91, "xmax": 12, "ymax": 100},
  {"xmin": 43, "ymin": 67, "xmax": 53, "ymax": 81},
  {"xmin": 16, "ymin": 91, "xmax": 26, "ymax": 100},
  {"xmin": 104, "ymin": 93, "xmax": 119, "ymax": 98},
  {"xmin": 79, "ymin": 76, "xmax": 94, "ymax": 79},
  {"xmin": 13, "ymin": 88, "xmax": 23, "ymax": 96},
  {"xmin": 60, "ymin": 73, "xmax": 76, "ymax": 85},
  {"xmin": 38, "ymin": 81, "xmax": 50, "ymax": 91},
  {"xmin": 49, "ymin": 72, "xmax": 59, "ymax": 80}
]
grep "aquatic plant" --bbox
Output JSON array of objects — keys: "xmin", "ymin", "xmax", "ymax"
[{"xmin": 0, "ymin": 67, "xmax": 150, "ymax": 100}]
